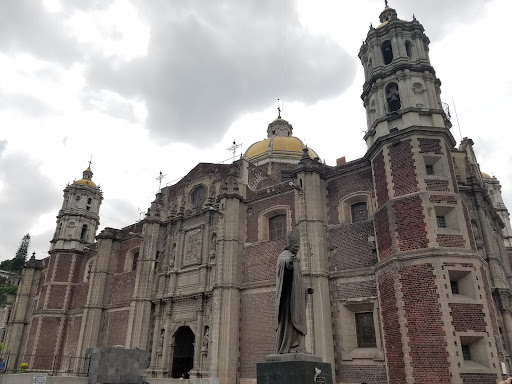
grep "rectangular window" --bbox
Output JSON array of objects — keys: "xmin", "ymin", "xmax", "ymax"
[
  {"xmin": 355, "ymin": 312, "xmax": 377, "ymax": 348},
  {"xmin": 450, "ymin": 280, "xmax": 459, "ymax": 294},
  {"xmin": 436, "ymin": 215, "xmax": 446, "ymax": 228},
  {"xmin": 461, "ymin": 345, "xmax": 471, "ymax": 361},
  {"xmin": 132, "ymin": 252, "xmax": 139, "ymax": 271},
  {"xmin": 351, "ymin": 202, "xmax": 368, "ymax": 223},
  {"xmin": 269, "ymin": 215, "xmax": 287, "ymax": 241},
  {"xmin": 426, "ymin": 164, "xmax": 434, "ymax": 175},
  {"xmin": 280, "ymin": 170, "xmax": 293, "ymax": 182}
]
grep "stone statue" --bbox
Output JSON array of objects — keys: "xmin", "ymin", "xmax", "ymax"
[
  {"xmin": 275, "ymin": 228, "xmax": 313, "ymax": 354},
  {"xmin": 386, "ymin": 83, "xmax": 401, "ymax": 112}
]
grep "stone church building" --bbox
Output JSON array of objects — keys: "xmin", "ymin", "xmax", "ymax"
[{"xmin": 5, "ymin": 5, "xmax": 512, "ymax": 384}]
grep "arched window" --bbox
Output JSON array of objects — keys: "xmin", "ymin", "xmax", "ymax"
[
  {"xmin": 381, "ymin": 40, "xmax": 393, "ymax": 65},
  {"xmin": 405, "ymin": 41, "xmax": 412, "ymax": 58},
  {"xmin": 80, "ymin": 224, "xmax": 88, "ymax": 241},
  {"xmin": 191, "ymin": 185, "xmax": 206, "ymax": 208},
  {"xmin": 258, "ymin": 206, "xmax": 291, "ymax": 242},
  {"xmin": 269, "ymin": 215, "xmax": 287, "ymax": 240},
  {"xmin": 386, "ymin": 83, "xmax": 401, "ymax": 112},
  {"xmin": 351, "ymin": 202, "xmax": 368, "ymax": 223}
]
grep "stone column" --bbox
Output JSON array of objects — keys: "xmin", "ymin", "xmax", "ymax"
[
  {"xmin": 150, "ymin": 303, "xmax": 161, "ymax": 369},
  {"xmin": 295, "ymin": 154, "xmax": 335, "ymax": 373},
  {"xmin": 160, "ymin": 303, "xmax": 172, "ymax": 372},
  {"xmin": 77, "ymin": 228, "xmax": 120, "ymax": 356}
]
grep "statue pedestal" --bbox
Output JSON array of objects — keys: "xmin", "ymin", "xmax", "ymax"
[{"xmin": 256, "ymin": 353, "xmax": 332, "ymax": 384}]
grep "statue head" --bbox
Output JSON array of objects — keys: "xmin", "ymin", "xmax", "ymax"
[{"xmin": 287, "ymin": 228, "xmax": 300, "ymax": 254}]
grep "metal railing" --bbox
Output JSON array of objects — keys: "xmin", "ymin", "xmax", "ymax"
[{"xmin": 0, "ymin": 352, "xmax": 90, "ymax": 376}]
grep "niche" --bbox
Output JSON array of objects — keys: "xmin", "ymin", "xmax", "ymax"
[
  {"xmin": 381, "ymin": 41, "xmax": 393, "ymax": 65},
  {"xmin": 386, "ymin": 83, "xmax": 401, "ymax": 112}
]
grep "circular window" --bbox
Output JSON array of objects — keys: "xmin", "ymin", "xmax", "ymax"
[{"xmin": 191, "ymin": 186, "xmax": 206, "ymax": 208}]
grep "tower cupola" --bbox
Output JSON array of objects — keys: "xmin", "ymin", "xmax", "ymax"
[
  {"xmin": 358, "ymin": 4, "xmax": 451, "ymax": 149},
  {"xmin": 50, "ymin": 163, "xmax": 103, "ymax": 252}
]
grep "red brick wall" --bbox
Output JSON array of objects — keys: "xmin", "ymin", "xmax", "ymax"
[
  {"xmin": 239, "ymin": 291, "xmax": 275, "ymax": 378},
  {"xmin": 105, "ymin": 310, "xmax": 129, "ymax": 347},
  {"xmin": 24, "ymin": 317, "xmax": 40, "ymax": 355},
  {"xmin": 393, "ymin": 196, "xmax": 428, "ymax": 251},
  {"xmin": 400, "ymin": 264, "xmax": 450, "ymax": 383},
  {"xmin": 460, "ymin": 373, "xmax": 498, "ymax": 384},
  {"xmin": 71, "ymin": 283, "xmax": 89, "ymax": 309},
  {"xmin": 418, "ymin": 138, "xmax": 442, "ymax": 154},
  {"xmin": 389, "ymin": 139, "xmax": 418, "ymax": 196},
  {"xmin": 378, "ymin": 271, "xmax": 406, "ymax": 384},
  {"xmin": 449, "ymin": 303, "xmax": 486, "ymax": 332},
  {"xmin": 372, "ymin": 151, "xmax": 389, "ymax": 207},
  {"xmin": 246, "ymin": 193, "xmax": 295, "ymax": 243},
  {"xmin": 62, "ymin": 316, "xmax": 82, "ymax": 356},
  {"xmin": 338, "ymin": 364, "xmax": 387, "ymax": 384},
  {"xmin": 118, "ymin": 238, "xmax": 142, "ymax": 273},
  {"xmin": 328, "ymin": 222, "xmax": 377, "ymax": 270},
  {"xmin": 37, "ymin": 286, "xmax": 47, "ymax": 310},
  {"xmin": 429, "ymin": 195, "xmax": 457, "ymax": 204},
  {"xmin": 110, "ymin": 272, "xmax": 136, "ymax": 304},
  {"xmin": 437, "ymin": 234, "xmax": 466, "ymax": 248},
  {"xmin": 35, "ymin": 316, "xmax": 61, "ymax": 359},
  {"xmin": 243, "ymin": 239, "xmax": 286, "ymax": 283},
  {"xmin": 47, "ymin": 256, "xmax": 56, "ymax": 281},
  {"xmin": 54, "ymin": 255, "xmax": 73, "ymax": 282},
  {"xmin": 47, "ymin": 285, "xmax": 68, "ymax": 309},
  {"xmin": 326, "ymin": 168, "xmax": 374, "ymax": 224},
  {"xmin": 374, "ymin": 208, "xmax": 392, "ymax": 260},
  {"xmin": 333, "ymin": 280, "xmax": 377, "ymax": 300},
  {"xmin": 426, "ymin": 179, "xmax": 449, "ymax": 191}
]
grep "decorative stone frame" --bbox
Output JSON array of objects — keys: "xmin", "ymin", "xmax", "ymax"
[
  {"xmin": 124, "ymin": 247, "xmax": 140, "ymax": 272},
  {"xmin": 258, "ymin": 205, "xmax": 292, "ymax": 242},
  {"xmin": 338, "ymin": 299, "xmax": 384, "ymax": 361},
  {"xmin": 83, "ymin": 257, "xmax": 95, "ymax": 283},
  {"xmin": 338, "ymin": 192, "xmax": 373, "ymax": 224}
]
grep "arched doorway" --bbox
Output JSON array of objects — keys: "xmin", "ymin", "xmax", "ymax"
[{"xmin": 171, "ymin": 326, "xmax": 195, "ymax": 379}]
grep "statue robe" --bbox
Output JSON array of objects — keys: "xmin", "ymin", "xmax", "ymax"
[{"xmin": 275, "ymin": 249, "xmax": 307, "ymax": 354}]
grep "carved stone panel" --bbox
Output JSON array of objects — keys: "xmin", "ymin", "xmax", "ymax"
[{"xmin": 183, "ymin": 228, "xmax": 203, "ymax": 266}]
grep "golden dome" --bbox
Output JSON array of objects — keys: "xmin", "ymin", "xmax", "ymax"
[
  {"xmin": 245, "ymin": 136, "xmax": 319, "ymax": 164},
  {"xmin": 75, "ymin": 178, "xmax": 97, "ymax": 187},
  {"xmin": 481, "ymin": 172, "xmax": 491, "ymax": 178},
  {"xmin": 377, "ymin": 20, "xmax": 389, "ymax": 29}
]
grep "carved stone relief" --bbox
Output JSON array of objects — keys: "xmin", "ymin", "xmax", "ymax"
[{"xmin": 183, "ymin": 228, "xmax": 202, "ymax": 266}]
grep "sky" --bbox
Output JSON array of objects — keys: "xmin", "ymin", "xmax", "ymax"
[{"xmin": 0, "ymin": 0, "xmax": 511, "ymax": 261}]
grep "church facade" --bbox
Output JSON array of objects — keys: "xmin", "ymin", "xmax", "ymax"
[{"xmin": 5, "ymin": 5, "xmax": 512, "ymax": 384}]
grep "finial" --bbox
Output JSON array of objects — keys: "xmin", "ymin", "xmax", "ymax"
[
  {"xmin": 277, "ymin": 98, "xmax": 281, "ymax": 119},
  {"xmin": 31, "ymin": 251, "xmax": 36, "ymax": 259},
  {"xmin": 384, "ymin": 0, "xmax": 388, "ymax": 7},
  {"xmin": 88, "ymin": 154, "xmax": 93, "ymax": 168},
  {"xmin": 412, "ymin": 13, "xmax": 416, "ymax": 20}
]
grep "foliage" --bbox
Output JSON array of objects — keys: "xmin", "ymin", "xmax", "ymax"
[
  {"xmin": 0, "ymin": 285, "xmax": 17, "ymax": 307},
  {"xmin": 0, "ymin": 234, "xmax": 30, "ymax": 273},
  {"xmin": 12, "ymin": 234, "xmax": 30, "ymax": 273}
]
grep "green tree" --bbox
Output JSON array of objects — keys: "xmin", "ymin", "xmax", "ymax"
[{"xmin": 12, "ymin": 234, "xmax": 30, "ymax": 273}]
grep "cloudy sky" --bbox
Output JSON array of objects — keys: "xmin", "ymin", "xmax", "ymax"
[{"xmin": 1, "ymin": 0, "xmax": 510, "ymax": 261}]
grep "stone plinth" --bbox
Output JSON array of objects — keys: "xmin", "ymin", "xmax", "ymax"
[
  {"xmin": 86, "ymin": 347, "xmax": 149, "ymax": 384},
  {"xmin": 257, "ymin": 353, "xmax": 332, "ymax": 384}
]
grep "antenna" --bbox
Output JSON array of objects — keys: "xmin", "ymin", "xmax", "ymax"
[
  {"xmin": 227, "ymin": 140, "xmax": 242, "ymax": 162},
  {"xmin": 452, "ymin": 97, "xmax": 463, "ymax": 143}
]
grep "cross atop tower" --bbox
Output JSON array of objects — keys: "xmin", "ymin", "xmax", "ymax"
[
  {"xmin": 227, "ymin": 140, "xmax": 242, "ymax": 162},
  {"xmin": 384, "ymin": 0, "xmax": 388, "ymax": 7},
  {"xmin": 88, "ymin": 155, "xmax": 93, "ymax": 169},
  {"xmin": 156, "ymin": 171, "xmax": 166, "ymax": 191}
]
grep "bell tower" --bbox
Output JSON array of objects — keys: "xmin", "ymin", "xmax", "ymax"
[
  {"xmin": 360, "ymin": 4, "xmax": 506, "ymax": 383},
  {"xmin": 50, "ymin": 164, "xmax": 102, "ymax": 252},
  {"xmin": 359, "ymin": 4, "xmax": 450, "ymax": 148}
]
